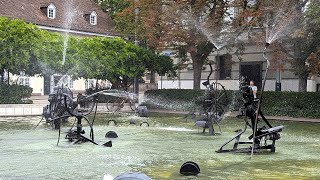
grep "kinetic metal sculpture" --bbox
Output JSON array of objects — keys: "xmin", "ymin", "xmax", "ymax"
[
  {"xmin": 195, "ymin": 63, "xmax": 228, "ymax": 135},
  {"xmin": 41, "ymin": 86, "xmax": 131, "ymax": 146},
  {"xmin": 216, "ymin": 43, "xmax": 284, "ymax": 154}
]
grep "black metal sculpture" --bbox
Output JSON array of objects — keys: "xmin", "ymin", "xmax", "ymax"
[
  {"xmin": 216, "ymin": 44, "xmax": 284, "ymax": 154},
  {"xmin": 195, "ymin": 63, "xmax": 228, "ymax": 135},
  {"xmin": 41, "ymin": 86, "xmax": 115, "ymax": 146},
  {"xmin": 42, "ymin": 86, "xmax": 73, "ymax": 129}
]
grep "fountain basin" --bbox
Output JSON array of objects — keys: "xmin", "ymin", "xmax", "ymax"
[{"xmin": 0, "ymin": 113, "xmax": 319, "ymax": 179}]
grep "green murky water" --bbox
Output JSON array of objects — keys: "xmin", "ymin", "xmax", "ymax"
[{"xmin": 0, "ymin": 113, "xmax": 319, "ymax": 179}]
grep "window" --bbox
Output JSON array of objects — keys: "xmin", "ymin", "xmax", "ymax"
[
  {"xmin": 218, "ymin": 55, "xmax": 232, "ymax": 80},
  {"xmin": 85, "ymin": 79, "xmax": 96, "ymax": 89},
  {"xmin": 47, "ymin": 4, "xmax": 56, "ymax": 19},
  {"xmin": 18, "ymin": 74, "xmax": 31, "ymax": 87},
  {"xmin": 90, "ymin": 11, "xmax": 97, "ymax": 25},
  {"xmin": 67, "ymin": 78, "xmax": 73, "ymax": 89}
]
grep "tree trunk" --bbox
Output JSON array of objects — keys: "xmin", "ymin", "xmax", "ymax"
[
  {"xmin": 298, "ymin": 75, "xmax": 307, "ymax": 92},
  {"xmin": 96, "ymin": 79, "xmax": 99, "ymax": 89},
  {"xmin": 0, "ymin": 68, "xmax": 4, "ymax": 83},
  {"xmin": 150, "ymin": 71, "xmax": 155, "ymax": 83},
  {"xmin": 7, "ymin": 70, "xmax": 9, "ymax": 85},
  {"xmin": 192, "ymin": 58, "xmax": 203, "ymax": 90}
]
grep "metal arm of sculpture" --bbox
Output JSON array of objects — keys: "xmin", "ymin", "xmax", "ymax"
[{"xmin": 251, "ymin": 43, "xmax": 270, "ymax": 157}]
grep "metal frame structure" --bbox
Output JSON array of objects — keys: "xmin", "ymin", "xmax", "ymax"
[
  {"xmin": 216, "ymin": 43, "xmax": 284, "ymax": 154},
  {"xmin": 195, "ymin": 63, "xmax": 228, "ymax": 135}
]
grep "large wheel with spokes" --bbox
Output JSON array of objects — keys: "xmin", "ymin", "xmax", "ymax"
[
  {"xmin": 106, "ymin": 98, "xmax": 121, "ymax": 112},
  {"xmin": 204, "ymin": 82, "xmax": 228, "ymax": 123},
  {"xmin": 129, "ymin": 99, "xmax": 138, "ymax": 111}
]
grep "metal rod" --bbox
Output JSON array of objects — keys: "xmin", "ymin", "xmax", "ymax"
[{"xmin": 251, "ymin": 43, "xmax": 270, "ymax": 157}]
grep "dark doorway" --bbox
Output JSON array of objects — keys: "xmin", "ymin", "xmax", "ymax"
[
  {"xmin": 240, "ymin": 63, "xmax": 262, "ymax": 90},
  {"xmin": 44, "ymin": 75, "xmax": 51, "ymax": 95}
]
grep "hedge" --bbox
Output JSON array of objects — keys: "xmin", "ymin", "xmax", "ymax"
[
  {"xmin": 142, "ymin": 89, "xmax": 320, "ymax": 118},
  {"xmin": 0, "ymin": 84, "xmax": 33, "ymax": 104},
  {"xmin": 142, "ymin": 89, "xmax": 237, "ymax": 111}
]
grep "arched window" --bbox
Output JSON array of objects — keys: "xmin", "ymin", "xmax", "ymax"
[
  {"xmin": 47, "ymin": 4, "xmax": 56, "ymax": 19},
  {"xmin": 90, "ymin": 11, "xmax": 97, "ymax": 25}
]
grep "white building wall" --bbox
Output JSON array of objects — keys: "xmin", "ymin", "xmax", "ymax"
[
  {"xmin": 10, "ymin": 74, "xmax": 44, "ymax": 95},
  {"xmin": 307, "ymin": 80, "xmax": 316, "ymax": 92},
  {"xmin": 73, "ymin": 78, "xmax": 86, "ymax": 93},
  {"xmin": 30, "ymin": 76, "xmax": 44, "ymax": 95},
  {"xmin": 264, "ymin": 79, "xmax": 299, "ymax": 91}
]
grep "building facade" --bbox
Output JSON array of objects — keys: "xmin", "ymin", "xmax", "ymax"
[
  {"xmin": 0, "ymin": 0, "xmax": 115, "ymax": 95},
  {"xmin": 159, "ymin": 31, "xmax": 320, "ymax": 92}
]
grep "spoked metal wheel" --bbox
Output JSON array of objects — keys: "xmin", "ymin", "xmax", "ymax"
[
  {"xmin": 76, "ymin": 94, "xmax": 95, "ymax": 116},
  {"xmin": 204, "ymin": 82, "xmax": 228, "ymax": 123},
  {"xmin": 129, "ymin": 99, "xmax": 138, "ymax": 111},
  {"xmin": 106, "ymin": 98, "xmax": 121, "ymax": 112}
]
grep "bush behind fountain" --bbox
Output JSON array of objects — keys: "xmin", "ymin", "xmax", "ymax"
[
  {"xmin": 0, "ymin": 84, "xmax": 33, "ymax": 104},
  {"xmin": 143, "ymin": 89, "xmax": 320, "ymax": 118}
]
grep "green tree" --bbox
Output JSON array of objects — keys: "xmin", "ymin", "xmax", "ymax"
[
  {"xmin": 94, "ymin": 0, "xmax": 131, "ymax": 18},
  {"xmin": 296, "ymin": 0, "xmax": 320, "ymax": 91},
  {"xmin": 0, "ymin": 17, "xmax": 42, "ymax": 83},
  {"xmin": 141, "ymin": 48, "xmax": 176, "ymax": 82},
  {"xmin": 72, "ymin": 36, "xmax": 175, "ymax": 89},
  {"xmin": 262, "ymin": 0, "xmax": 317, "ymax": 92},
  {"xmin": 72, "ymin": 37, "xmax": 141, "ymax": 89},
  {"xmin": 103, "ymin": 1, "xmax": 244, "ymax": 89}
]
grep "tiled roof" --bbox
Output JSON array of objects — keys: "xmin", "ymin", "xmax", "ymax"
[{"xmin": 0, "ymin": 0, "xmax": 115, "ymax": 36}]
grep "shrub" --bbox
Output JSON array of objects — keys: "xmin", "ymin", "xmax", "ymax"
[
  {"xmin": 143, "ymin": 89, "xmax": 320, "ymax": 118},
  {"xmin": 143, "ymin": 89, "xmax": 236, "ymax": 111},
  {"xmin": 0, "ymin": 84, "xmax": 33, "ymax": 104}
]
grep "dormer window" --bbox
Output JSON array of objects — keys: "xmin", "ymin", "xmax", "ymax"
[
  {"xmin": 47, "ymin": 4, "xmax": 56, "ymax": 19},
  {"xmin": 90, "ymin": 11, "xmax": 97, "ymax": 25}
]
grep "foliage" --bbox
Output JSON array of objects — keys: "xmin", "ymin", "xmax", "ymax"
[
  {"xmin": 34, "ymin": 30, "xmax": 66, "ymax": 75},
  {"xmin": 243, "ymin": 0, "xmax": 318, "ymax": 92},
  {"xmin": 0, "ymin": 16, "xmax": 73, "ymax": 77},
  {"xmin": 0, "ymin": 84, "xmax": 33, "ymax": 104},
  {"xmin": 261, "ymin": 91, "xmax": 320, "ymax": 118},
  {"xmin": 105, "ymin": 1, "xmax": 254, "ymax": 89},
  {"xmin": 0, "ymin": 16, "xmax": 42, "ymax": 82},
  {"xmin": 304, "ymin": 0, "xmax": 320, "ymax": 76},
  {"xmin": 94, "ymin": 0, "xmax": 131, "ymax": 18},
  {"xmin": 143, "ymin": 89, "xmax": 320, "ymax": 118},
  {"xmin": 72, "ymin": 37, "xmax": 175, "ymax": 89},
  {"xmin": 0, "ymin": 16, "xmax": 176, "ymax": 89}
]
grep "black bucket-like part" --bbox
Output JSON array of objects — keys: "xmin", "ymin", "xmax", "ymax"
[
  {"xmin": 114, "ymin": 172, "xmax": 151, "ymax": 180},
  {"xmin": 137, "ymin": 106, "xmax": 148, "ymax": 117},
  {"xmin": 108, "ymin": 120, "xmax": 117, "ymax": 126},
  {"xmin": 180, "ymin": 161, "xmax": 200, "ymax": 176},
  {"xmin": 103, "ymin": 140, "xmax": 112, "ymax": 147},
  {"xmin": 105, "ymin": 131, "xmax": 118, "ymax": 138},
  {"xmin": 129, "ymin": 119, "xmax": 137, "ymax": 125},
  {"xmin": 140, "ymin": 122, "xmax": 149, "ymax": 127}
]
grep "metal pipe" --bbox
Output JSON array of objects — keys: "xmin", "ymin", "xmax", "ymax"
[{"xmin": 251, "ymin": 43, "xmax": 270, "ymax": 157}]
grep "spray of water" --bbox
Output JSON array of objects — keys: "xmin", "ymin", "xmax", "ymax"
[
  {"xmin": 195, "ymin": 24, "xmax": 229, "ymax": 50},
  {"xmin": 265, "ymin": 1, "xmax": 302, "ymax": 44},
  {"xmin": 62, "ymin": 0, "xmax": 77, "ymax": 66},
  {"xmin": 184, "ymin": 13, "xmax": 248, "ymax": 51}
]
